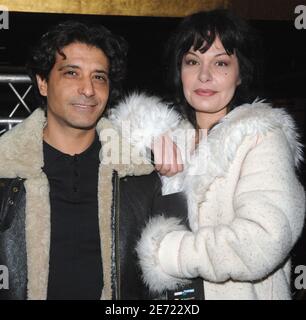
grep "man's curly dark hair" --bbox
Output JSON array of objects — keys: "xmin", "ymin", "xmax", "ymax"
[{"xmin": 27, "ymin": 20, "xmax": 128, "ymax": 111}]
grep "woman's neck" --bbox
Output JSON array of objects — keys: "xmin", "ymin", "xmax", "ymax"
[{"xmin": 195, "ymin": 107, "xmax": 227, "ymax": 130}]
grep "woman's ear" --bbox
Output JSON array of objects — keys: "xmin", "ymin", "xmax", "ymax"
[{"xmin": 36, "ymin": 75, "xmax": 48, "ymax": 96}]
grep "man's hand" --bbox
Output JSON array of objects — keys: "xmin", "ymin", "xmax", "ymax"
[{"xmin": 152, "ymin": 134, "xmax": 184, "ymax": 177}]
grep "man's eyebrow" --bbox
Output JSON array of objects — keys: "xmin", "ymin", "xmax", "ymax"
[
  {"xmin": 58, "ymin": 64, "xmax": 109, "ymax": 75},
  {"xmin": 95, "ymin": 69, "xmax": 109, "ymax": 75},
  {"xmin": 58, "ymin": 64, "xmax": 80, "ymax": 71}
]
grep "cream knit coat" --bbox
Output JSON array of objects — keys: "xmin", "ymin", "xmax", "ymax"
[{"xmin": 109, "ymin": 93, "xmax": 306, "ymax": 300}]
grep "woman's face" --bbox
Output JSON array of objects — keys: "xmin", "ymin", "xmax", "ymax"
[{"xmin": 181, "ymin": 36, "xmax": 241, "ymax": 119}]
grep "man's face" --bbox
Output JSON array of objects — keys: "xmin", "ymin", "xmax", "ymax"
[{"xmin": 37, "ymin": 42, "xmax": 110, "ymax": 130}]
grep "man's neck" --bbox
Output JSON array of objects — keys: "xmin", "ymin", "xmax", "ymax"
[{"xmin": 43, "ymin": 123, "xmax": 96, "ymax": 156}]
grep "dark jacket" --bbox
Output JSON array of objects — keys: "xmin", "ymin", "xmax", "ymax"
[
  {"xmin": 0, "ymin": 109, "xmax": 167, "ymax": 299},
  {"xmin": 0, "ymin": 171, "xmax": 165, "ymax": 300}
]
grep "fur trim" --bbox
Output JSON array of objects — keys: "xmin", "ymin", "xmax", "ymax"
[
  {"xmin": 25, "ymin": 176, "xmax": 50, "ymax": 300},
  {"xmin": 98, "ymin": 164, "xmax": 113, "ymax": 300},
  {"xmin": 0, "ymin": 108, "xmax": 153, "ymax": 300},
  {"xmin": 96, "ymin": 117, "xmax": 154, "ymax": 299},
  {"xmin": 0, "ymin": 109, "xmax": 45, "ymax": 178},
  {"xmin": 0, "ymin": 109, "xmax": 50, "ymax": 299},
  {"xmin": 0, "ymin": 109, "xmax": 153, "ymax": 179},
  {"xmin": 136, "ymin": 215, "xmax": 189, "ymax": 293},
  {"xmin": 97, "ymin": 117, "xmax": 153, "ymax": 177},
  {"xmin": 213, "ymin": 100, "xmax": 303, "ymax": 168},
  {"xmin": 108, "ymin": 92, "xmax": 182, "ymax": 154},
  {"xmin": 163, "ymin": 101, "xmax": 304, "ymax": 200}
]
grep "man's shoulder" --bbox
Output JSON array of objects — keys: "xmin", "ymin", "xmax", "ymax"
[{"xmin": 0, "ymin": 109, "xmax": 45, "ymax": 178}]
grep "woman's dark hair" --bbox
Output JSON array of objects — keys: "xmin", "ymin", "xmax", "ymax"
[
  {"xmin": 164, "ymin": 9, "xmax": 262, "ymax": 126},
  {"xmin": 27, "ymin": 20, "xmax": 128, "ymax": 110}
]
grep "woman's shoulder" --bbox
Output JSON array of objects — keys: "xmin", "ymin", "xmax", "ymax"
[
  {"xmin": 209, "ymin": 100, "xmax": 303, "ymax": 168},
  {"xmin": 215, "ymin": 99, "xmax": 299, "ymax": 141},
  {"xmin": 225, "ymin": 100, "xmax": 296, "ymax": 130}
]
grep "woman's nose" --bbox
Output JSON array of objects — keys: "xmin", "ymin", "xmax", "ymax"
[{"xmin": 198, "ymin": 64, "xmax": 212, "ymax": 83}]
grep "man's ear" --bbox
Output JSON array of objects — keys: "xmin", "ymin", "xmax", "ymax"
[{"xmin": 36, "ymin": 75, "xmax": 48, "ymax": 96}]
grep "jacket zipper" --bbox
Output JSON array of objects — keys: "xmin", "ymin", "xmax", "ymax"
[
  {"xmin": 115, "ymin": 171, "xmax": 121, "ymax": 299},
  {"xmin": 112, "ymin": 170, "xmax": 121, "ymax": 299}
]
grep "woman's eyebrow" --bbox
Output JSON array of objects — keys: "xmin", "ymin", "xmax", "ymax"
[{"xmin": 214, "ymin": 52, "xmax": 228, "ymax": 57}]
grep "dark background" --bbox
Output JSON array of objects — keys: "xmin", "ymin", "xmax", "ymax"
[
  {"xmin": 1, "ymin": 11, "xmax": 306, "ymax": 298},
  {"xmin": 1, "ymin": 12, "xmax": 306, "ymax": 95}
]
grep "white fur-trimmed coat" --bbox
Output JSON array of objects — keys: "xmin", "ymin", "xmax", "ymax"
[{"xmin": 110, "ymin": 93, "xmax": 306, "ymax": 300}]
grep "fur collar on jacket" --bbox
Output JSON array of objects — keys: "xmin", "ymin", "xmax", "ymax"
[
  {"xmin": 0, "ymin": 108, "xmax": 153, "ymax": 178},
  {"xmin": 0, "ymin": 108, "xmax": 153, "ymax": 300},
  {"xmin": 162, "ymin": 100, "xmax": 303, "ymax": 201}
]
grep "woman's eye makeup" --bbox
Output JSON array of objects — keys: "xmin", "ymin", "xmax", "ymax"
[
  {"xmin": 183, "ymin": 55, "xmax": 199, "ymax": 65},
  {"xmin": 186, "ymin": 59, "xmax": 198, "ymax": 65},
  {"xmin": 215, "ymin": 61, "xmax": 229, "ymax": 67}
]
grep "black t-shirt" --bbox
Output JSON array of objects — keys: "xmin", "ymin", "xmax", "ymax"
[{"xmin": 43, "ymin": 134, "xmax": 103, "ymax": 299}]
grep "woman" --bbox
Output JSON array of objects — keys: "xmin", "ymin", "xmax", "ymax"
[{"xmin": 109, "ymin": 9, "xmax": 305, "ymax": 299}]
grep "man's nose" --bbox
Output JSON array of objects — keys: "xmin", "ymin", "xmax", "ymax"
[{"xmin": 78, "ymin": 76, "xmax": 95, "ymax": 97}]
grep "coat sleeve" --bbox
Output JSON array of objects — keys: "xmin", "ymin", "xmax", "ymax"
[{"xmin": 137, "ymin": 129, "xmax": 305, "ymax": 293}]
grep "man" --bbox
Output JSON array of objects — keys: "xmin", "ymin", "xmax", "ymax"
[{"xmin": 0, "ymin": 20, "xmax": 172, "ymax": 300}]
